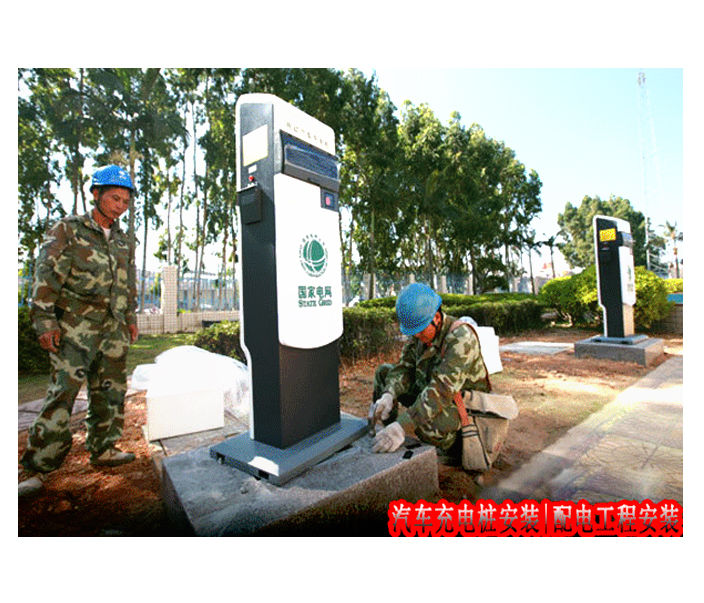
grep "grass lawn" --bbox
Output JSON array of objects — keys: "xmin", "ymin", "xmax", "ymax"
[{"xmin": 18, "ymin": 332, "xmax": 193, "ymax": 405}]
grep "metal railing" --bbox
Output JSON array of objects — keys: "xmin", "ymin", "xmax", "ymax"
[
  {"xmin": 176, "ymin": 270, "xmax": 239, "ymax": 312},
  {"xmin": 17, "ymin": 268, "xmax": 240, "ymax": 314}
]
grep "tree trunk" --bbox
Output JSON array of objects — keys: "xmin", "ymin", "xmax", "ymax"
[
  {"xmin": 369, "ymin": 208, "xmax": 376, "ymax": 300},
  {"xmin": 166, "ymin": 169, "xmax": 172, "ymax": 264},
  {"xmin": 527, "ymin": 245, "xmax": 535, "ymax": 295}
]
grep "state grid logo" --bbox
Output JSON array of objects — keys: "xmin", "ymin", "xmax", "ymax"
[{"xmin": 299, "ymin": 234, "xmax": 328, "ymax": 277}]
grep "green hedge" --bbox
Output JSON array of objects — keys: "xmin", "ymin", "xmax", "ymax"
[
  {"xmin": 358, "ymin": 291, "xmax": 535, "ymax": 309},
  {"xmin": 340, "ymin": 307, "xmax": 398, "ymax": 362},
  {"xmin": 187, "ymin": 321, "xmax": 246, "ymax": 363},
  {"xmin": 189, "ymin": 312, "xmax": 400, "ymax": 364},
  {"xmin": 357, "ymin": 292, "xmax": 544, "ymax": 336},
  {"xmin": 441, "ymin": 299, "xmax": 545, "ymax": 334},
  {"xmin": 18, "ymin": 307, "xmax": 50, "ymax": 375}
]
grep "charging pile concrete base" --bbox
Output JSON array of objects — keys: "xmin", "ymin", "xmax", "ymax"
[
  {"xmin": 210, "ymin": 415, "xmax": 368, "ymax": 485},
  {"xmin": 162, "ymin": 433, "xmax": 439, "ymax": 536},
  {"xmin": 574, "ymin": 335, "xmax": 664, "ymax": 367}
]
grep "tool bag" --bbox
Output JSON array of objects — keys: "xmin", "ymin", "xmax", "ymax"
[
  {"xmin": 445, "ymin": 320, "xmax": 519, "ymax": 472},
  {"xmin": 454, "ymin": 389, "xmax": 519, "ymax": 472}
]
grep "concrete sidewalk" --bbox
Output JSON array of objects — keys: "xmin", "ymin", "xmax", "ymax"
[{"xmin": 483, "ymin": 355, "xmax": 683, "ymax": 504}]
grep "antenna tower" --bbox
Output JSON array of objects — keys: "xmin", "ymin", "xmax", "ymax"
[{"xmin": 636, "ymin": 70, "xmax": 663, "ymax": 273}]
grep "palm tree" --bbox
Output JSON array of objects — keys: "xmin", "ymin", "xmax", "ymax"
[
  {"xmin": 661, "ymin": 221, "xmax": 683, "ymax": 278},
  {"xmin": 540, "ymin": 234, "xmax": 558, "ymax": 279}
]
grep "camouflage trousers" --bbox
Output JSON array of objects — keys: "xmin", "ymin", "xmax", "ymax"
[
  {"xmin": 20, "ymin": 312, "xmax": 130, "ymax": 473},
  {"xmin": 373, "ymin": 364, "xmax": 462, "ymax": 452}
]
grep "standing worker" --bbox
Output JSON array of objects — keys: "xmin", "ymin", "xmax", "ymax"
[
  {"xmin": 19, "ymin": 165, "xmax": 140, "ymax": 497},
  {"xmin": 369, "ymin": 283, "xmax": 490, "ymax": 460}
]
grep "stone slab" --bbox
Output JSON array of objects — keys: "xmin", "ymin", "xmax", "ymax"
[
  {"xmin": 161, "ymin": 434, "xmax": 439, "ymax": 536},
  {"xmin": 500, "ymin": 341, "xmax": 573, "ymax": 355},
  {"xmin": 573, "ymin": 336, "xmax": 664, "ymax": 366}
]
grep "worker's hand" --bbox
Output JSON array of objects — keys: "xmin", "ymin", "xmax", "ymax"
[
  {"xmin": 372, "ymin": 421, "xmax": 405, "ymax": 453},
  {"xmin": 128, "ymin": 323, "xmax": 139, "ymax": 344},
  {"xmin": 38, "ymin": 330, "xmax": 61, "ymax": 353},
  {"xmin": 368, "ymin": 392, "xmax": 394, "ymax": 424}
]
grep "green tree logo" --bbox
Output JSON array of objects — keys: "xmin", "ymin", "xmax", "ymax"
[{"xmin": 299, "ymin": 234, "xmax": 328, "ymax": 277}]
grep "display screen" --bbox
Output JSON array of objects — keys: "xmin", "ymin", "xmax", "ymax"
[{"xmin": 280, "ymin": 132, "xmax": 339, "ymax": 192}]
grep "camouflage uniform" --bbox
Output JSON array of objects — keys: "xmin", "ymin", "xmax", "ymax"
[
  {"xmin": 373, "ymin": 312, "xmax": 489, "ymax": 451},
  {"xmin": 20, "ymin": 212, "xmax": 137, "ymax": 473}
]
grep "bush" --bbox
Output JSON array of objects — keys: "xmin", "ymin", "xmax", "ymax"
[
  {"xmin": 538, "ymin": 265, "xmax": 671, "ymax": 330},
  {"xmin": 356, "ymin": 297, "xmax": 397, "ymax": 309},
  {"xmin": 663, "ymin": 278, "xmax": 683, "ymax": 294},
  {"xmin": 340, "ymin": 307, "xmax": 398, "ymax": 362},
  {"xmin": 357, "ymin": 291, "xmax": 535, "ymax": 310},
  {"xmin": 187, "ymin": 320, "xmax": 246, "ymax": 363},
  {"xmin": 634, "ymin": 266, "xmax": 671, "ymax": 329},
  {"xmin": 358, "ymin": 292, "xmax": 544, "ymax": 336},
  {"xmin": 18, "ymin": 307, "xmax": 50, "ymax": 375},
  {"xmin": 537, "ymin": 276, "xmax": 576, "ymax": 323},
  {"xmin": 441, "ymin": 299, "xmax": 544, "ymax": 334},
  {"xmin": 186, "ymin": 295, "xmax": 544, "ymax": 368}
]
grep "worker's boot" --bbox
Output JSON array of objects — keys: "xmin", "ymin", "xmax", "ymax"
[
  {"xmin": 90, "ymin": 446, "xmax": 136, "ymax": 467},
  {"xmin": 18, "ymin": 470, "xmax": 47, "ymax": 498}
]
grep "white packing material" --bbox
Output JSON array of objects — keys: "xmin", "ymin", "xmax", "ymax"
[
  {"xmin": 152, "ymin": 346, "xmax": 250, "ymax": 411},
  {"xmin": 133, "ymin": 346, "xmax": 250, "ymax": 440},
  {"xmin": 458, "ymin": 317, "xmax": 503, "ymax": 375}
]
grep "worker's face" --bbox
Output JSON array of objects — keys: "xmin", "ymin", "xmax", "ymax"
[
  {"xmin": 94, "ymin": 186, "xmax": 131, "ymax": 222},
  {"xmin": 414, "ymin": 312, "xmax": 441, "ymax": 345}
]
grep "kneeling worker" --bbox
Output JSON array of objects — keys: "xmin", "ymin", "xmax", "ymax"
[{"xmin": 370, "ymin": 283, "xmax": 489, "ymax": 460}]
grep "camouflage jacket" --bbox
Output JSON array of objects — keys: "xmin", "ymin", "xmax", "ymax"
[
  {"xmin": 30, "ymin": 212, "xmax": 137, "ymax": 334},
  {"xmin": 383, "ymin": 312, "xmax": 490, "ymax": 430}
]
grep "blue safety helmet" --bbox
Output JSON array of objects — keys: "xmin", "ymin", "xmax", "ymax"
[
  {"xmin": 395, "ymin": 283, "xmax": 442, "ymax": 336},
  {"xmin": 90, "ymin": 165, "xmax": 135, "ymax": 193}
]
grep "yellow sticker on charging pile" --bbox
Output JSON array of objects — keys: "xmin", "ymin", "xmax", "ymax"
[{"xmin": 599, "ymin": 228, "xmax": 617, "ymax": 242}]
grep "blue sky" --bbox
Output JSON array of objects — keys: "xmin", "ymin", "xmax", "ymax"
[{"xmin": 362, "ymin": 67, "xmax": 684, "ymax": 270}]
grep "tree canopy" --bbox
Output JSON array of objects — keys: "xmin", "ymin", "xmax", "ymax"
[
  {"xmin": 557, "ymin": 194, "xmax": 666, "ymax": 270},
  {"xmin": 18, "ymin": 67, "xmax": 551, "ymax": 299}
]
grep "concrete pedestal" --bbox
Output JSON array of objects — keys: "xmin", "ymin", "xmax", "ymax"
[
  {"xmin": 162, "ymin": 434, "xmax": 440, "ymax": 536},
  {"xmin": 574, "ymin": 336, "xmax": 664, "ymax": 367}
]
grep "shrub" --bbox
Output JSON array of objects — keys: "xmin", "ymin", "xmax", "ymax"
[
  {"xmin": 186, "ymin": 295, "xmax": 544, "ymax": 367},
  {"xmin": 537, "ymin": 276, "xmax": 576, "ymax": 323},
  {"xmin": 360, "ymin": 292, "xmax": 544, "ymax": 335},
  {"xmin": 357, "ymin": 297, "xmax": 397, "ymax": 309},
  {"xmin": 538, "ymin": 265, "xmax": 671, "ymax": 330},
  {"xmin": 634, "ymin": 266, "xmax": 671, "ymax": 329},
  {"xmin": 187, "ymin": 320, "xmax": 246, "ymax": 363},
  {"xmin": 538, "ymin": 267, "xmax": 599, "ymax": 326},
  {"xmin": 571, "ymin": 265, "xmax": 600, "ymax": 323},
  {"xmin": 357, "ymin": 291, "xmax": 535, "ymax": 310},
  {"xmin": 663, "ymin": 278, "xmax": 683, "ymax": 294},
  {"xmin": 442, "ymin": 299, "xmax": 544, "ymax": 334},
  {"xmin": 18, "ymin": 307, "xmax": 50, "ymax": 375},
  {"xmin": 340, "ymin": 307, "xmax": 398, "ymax": 362}
]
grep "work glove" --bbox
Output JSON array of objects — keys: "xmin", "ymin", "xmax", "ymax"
[
  {"xmin": 368, "ymin": 392, "xmax": 394, "ymax": 424},
  {"xmin": 372, "ymin": 421, "xmax": 405, "ymax": 453}
]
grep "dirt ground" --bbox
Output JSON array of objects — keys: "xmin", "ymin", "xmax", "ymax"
[{"xmin": 18, "ymin": 328, "xmax": 682, "ymax": 537}]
